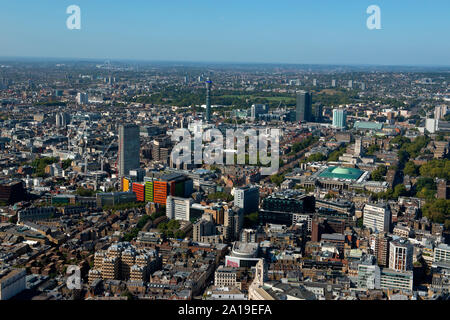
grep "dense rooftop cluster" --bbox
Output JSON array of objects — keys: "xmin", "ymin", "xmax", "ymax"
[{"xmin": 0, "ymin": 61, "xmax": 449, "ymax": 301}]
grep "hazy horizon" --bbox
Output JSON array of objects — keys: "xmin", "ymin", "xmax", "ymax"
[{"xmin": 1, "ymin": 55, "xmax": 450, "ymax": 70}]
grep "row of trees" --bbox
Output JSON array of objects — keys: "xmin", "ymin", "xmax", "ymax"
[
  {"xmin": 366, "ymin": 144, "xmax": 380, "ymax": 155},
  {"xmin": 415, "ymin": 177, "xmax": 437, "ymax": 199},
  {"xmin": 404, "ymin": 159, "xmax": 449, "ymax": 180},
  {"xmin": 390, "ymin": 134, "xmax": 449, "ymax": 227},
  {"xmin": 103, "ymin": 202, "xmax": 146, "ymax": 212},
  {"xmin": 158, "ymin": 219, "xmax": 186, "ymax": 239},
  {"xmin": 327, "ymin": 145, "xmax": 347, "ymax": 162},
  {"xmin": 207, "ymin": 192, "xmax": 234, "ymax": 202},
  {"xmin": 270, "ymin": 173, "xmax": 285, "ymax": 186},
  {"xmin": 370, "ymin": 184, "xmax": 409, "ymax": 201},
  {"xmin": 31, "ymin": 157, "xmax": 59, "ymax": 177},
  {"xmin": 76, "ymin": 187, "xmax": 96, "ymax": 197},
  {"xmin": 391, "ymin": 135, "xmax": 430, "ymax": 160},
  {"xmin": 371, "ymin": 165, "xmax": 387, "ymax": 181},
  {"xmin": 290, "ymin": 135, "xmax": 318, "ymax": 155},
  {"xmin": 133, "ymin": 88, "xmax": 297, "ymax": 109},
  {"xmin": 305, "ymin": 153, "xmax": 326, "ymax": 162},
  {"xmin": 123, "ymin": 214, "xmax": 151, "ymax": 242},
  {"xmin": 418, "ymin": 159, "xmax": 450, "ymax": 180},
  {"xmin": 30, "ymin": 157, "xmax": 72, "ymax": 177},
  {"xmin": 422, "ymin": 199, "xmax": 450, "ymax": 229}
]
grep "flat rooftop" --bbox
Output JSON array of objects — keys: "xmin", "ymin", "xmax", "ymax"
[
  {"xmin": 0, "ymin": 268, "xmax": 25, "ymax": 282},
  {"xmin": 321, "ymin": 233, "xmax": 346, "ymax": 241},
  {"xmin": 160, "ymin": 172, "xmax": 186, "ymax": 182},
  {"xmin": 233, "ymin": 241, "xmax": 259, "ymax": 254}
]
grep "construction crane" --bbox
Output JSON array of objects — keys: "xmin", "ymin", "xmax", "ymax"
[
  {"xmin": 66, "ymin": 126, "xmax": 75, "ymax": 152},
  {"xmin": 68, "ymin": 120, "xmax": 88, "ymax": 154},
  {"xmin": 277, "ymin": 101, "xmax": 282, "ymax": 112}
]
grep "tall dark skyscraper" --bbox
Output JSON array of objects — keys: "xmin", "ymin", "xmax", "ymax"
[
  {"xmin": 118, "ymin": 124, "xmax": 140, "ymax": 177},
  {"xmin": 296, "ymin": 90, "xmax": 312, "ymax": 122},
  {"xmin": 205, "ymin": 77, "xmax": 212, "ymax": 122}
]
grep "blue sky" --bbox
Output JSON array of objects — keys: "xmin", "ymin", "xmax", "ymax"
[{"xmin": 0, "ymin": 0, "xmax": 449, "ymax": 65}]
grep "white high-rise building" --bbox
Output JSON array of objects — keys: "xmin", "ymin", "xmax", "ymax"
[
  {"xmin": 166, "ymin": 196, "xmax": 193, "ymax": 221},
  {"xmin": 363, "ymin": 203, "xmax": 391, "ymax": 233},
  {"xmin": 389, "ymin": 239, "xmax": 413, "ymax": 272},
  {"xmin": 425, "ymin": 118, "xmax": 439, "ymax": 134}
]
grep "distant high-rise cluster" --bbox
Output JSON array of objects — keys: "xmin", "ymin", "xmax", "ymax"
[
  {"xmin": 434, "ymin": 105, "xmax": 448, "ymax": 120},
  {"xmin": 348, "ymin": 80, "xmax": 353, "ymax": 88},
  {"xmin": 76, "ymin": 92, "xmax": 89, "ymax": 104},
  {"xmin": 55, "ymin": 112, "xmax": 70, "ymax": 128},
  {"xmin": 251, "ymin": 104, "xmax": 269, "ymax": 121}
]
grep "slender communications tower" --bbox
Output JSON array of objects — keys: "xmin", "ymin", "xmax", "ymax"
[{"xmin": 205, "ymin": 77, "xmax": 212, "ymax": 122}]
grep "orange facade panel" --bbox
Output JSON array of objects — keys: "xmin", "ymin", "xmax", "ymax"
[
  {"xmin": 153, "ymin": 181, "xmax": 168, "ymax": 205},
  {"xmin": 132, "ymin": 183, "xmax": 145, "ymax": 202}
]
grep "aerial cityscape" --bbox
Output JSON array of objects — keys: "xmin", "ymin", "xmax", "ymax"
[{"xmin": 0, "ymin": 1, "xmax": 449, "ymax": 304}]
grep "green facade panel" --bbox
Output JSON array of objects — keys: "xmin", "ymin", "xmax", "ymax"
[{"xmin": 145, "ymin": 181, "xmax": 154, "ymax": 202}]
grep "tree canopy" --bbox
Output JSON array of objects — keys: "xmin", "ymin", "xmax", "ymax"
[{"xmin": 419, "ymin": 159, "xmax": 450, "ymax": 180}]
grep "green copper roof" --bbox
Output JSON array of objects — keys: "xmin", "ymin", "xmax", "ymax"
[
  {"xmin": 332, "ymin": 167, "xmax": 352, "ymax": 175},
  {"xmin": 319, "ymin": 166, "xmax": 363, "ymax": 180}
]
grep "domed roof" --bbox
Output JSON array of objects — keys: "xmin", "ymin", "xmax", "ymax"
[{"xmin": 331, "ymin": 167, "xmax": 351, "ymax": 175}]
